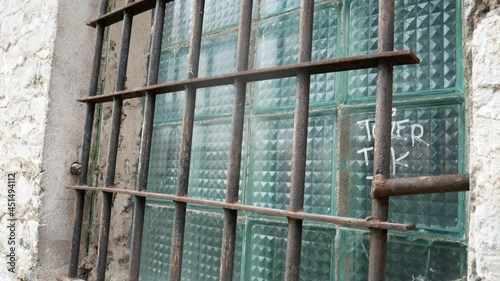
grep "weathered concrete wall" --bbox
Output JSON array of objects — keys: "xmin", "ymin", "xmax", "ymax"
[
  {"xmin": 37, "ymin": 0, "xmax": 99, "ymax": 279},
  {"xmin": 468, "ymin": 4, "xmax": 500, "ymax": 281},
  {"xmin": 0, "ymin": 0, "xmax": 59, "ymax": 279},
  {"xmin": 79, "ymin": 0, "xmax": 151, "ymax": 279}
]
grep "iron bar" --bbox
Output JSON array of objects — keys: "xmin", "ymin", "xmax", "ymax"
[
  {"xmin": 285, "ymin": 1, "xmax": 314, "ymax": 280},
  {"xmin": 66, "ymin": 185, "xmax": 416, "ymax": 231},
  {"xmin": 68, "ymin": 0, "xmax": 109, "ymax": 277},
  {"xmin": 96, "ymin": 1, "xmax": 134, "ymax": 280},
  {"xmin": 368, "ymin": 0, "xmax": 395, "ymax": 280},
  {"xmin": 128, "ymin": 0, "xmax": 165, "ymax": 279},
  {"xmin": 79, "ymin": 50, "xmax": 419, "ymax": 103},
  {"xmin": 372, "ymin": 174, "xmax": 469, "ymax": 198},
  {"xmin": 169, "ymin": 1, "xmax": 205, "ymax": 280},
  {"xmin": 219, "ymin": 0, "xmax": 253, "ymax": 280},
  {"xmin": 87, "ymin": 0, "xmax": 174, "ymax": 27}
]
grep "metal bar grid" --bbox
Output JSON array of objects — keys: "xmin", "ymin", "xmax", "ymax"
[
  {"xmin": 95, "ymin": 1, "xmax": 135, "ymax": 280},
  {"xmin": 168, "ymin": 1, "xmax": 205, "ymax": 280},
  {"xmin": 66, "ymin": 185, "xmax": 415, "ymax": 231},
  {"xmin": 68, "ymin": 0, "xmax": 109, "ymax": 277},
  {"xmin": 219, "ymin": 0, "xmax": 253, "ymax": 280},
  {"xmin": 67, "ymin": 0, "xmax": 470, "ymax": 280},
  {"xmin": 128, "ymin": 0, "xmax": 166, "ymax": 279},
  {"xmin": 77, "ymin": 50, "xmax": 419, "ymax": 103},
  {"xmin": 368, "ymin": 0, "xmax": 395, "ymax": 280}
]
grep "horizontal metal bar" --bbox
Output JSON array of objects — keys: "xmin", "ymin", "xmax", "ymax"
[
  {"xmin": 372, "ymin": 174, "xmax": 469, "ymax": 198},
  {"xmin": 87, "ymin": 0, "xmax": 174, "ymax": 27},
  {"xmin": 79, "ymin": 50, "xmax": 420, "ymax": 103},
  {"xmin": 66, "ymin": 185, "xmax": 415, "ymax": 231}
]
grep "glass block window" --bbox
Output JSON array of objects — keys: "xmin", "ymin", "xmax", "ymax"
[{"xmin": 140, "ymin": 0, "xmax": 466, "ymax": 280}]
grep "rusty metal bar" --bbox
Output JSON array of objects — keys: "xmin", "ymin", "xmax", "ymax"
[
  {"xmin": 68, "ymin": 0, "xmax": 109, "ymax": 277},
  {"xmin": 169, "ymin": 1, "xmax": 205, "ymax": 280},
  {"xmin": 87, "ymin": 0, "xmax": 174, "ymax": 27},
  {"xmin": 368, "ymin": 0, "xmax": 395, "ymax": 280},
  {"xmin": 79, "ymin": 50, "xmax": 419, "ymax": 103},
  {"xmin": 66, "ymin": 185, "xmax": 416, "ymax": 231},
  {"xmin": 285, "ymin": 1, "xmax": 314, "ymax": 280},
  {"xmin": 219, "ymin": 0, "xmax": 253, "ymax": 280},
  {"xmin": 95, "ymin": 1, "xmax": 135, "ymax": 280},
  {"xmin": 372, "ymin": 174, "xmax": 469, "ymax": 198},
  {"xmin": 127, "ymin": 0, "xmax": 165, "ymax": 280}
]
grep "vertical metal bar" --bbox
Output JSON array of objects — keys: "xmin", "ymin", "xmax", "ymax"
[
  {"xmin": 367, "ymin": 0, "xmax": 394, "ymax": 280},
  {"xmin": 219, "ymin": 0, "xmax": 253, "ymax": 280},
  {"xmin": 128, "ymin": 0, "xmax": 166, "ymax": 280},
  {"xmin": 284, "ymin": 1, "xmax": 314, "ymax": 280},
  {"xmin": 68, "ymin": 0, "xmax": 109, "ymax": 277},
  {"xmin": 96, "ymin": 1, "xmax": 135, "ymax": 280},
  {"xmin": 169, "ymin": 1, "xmax": 205, "ymax": 280}
]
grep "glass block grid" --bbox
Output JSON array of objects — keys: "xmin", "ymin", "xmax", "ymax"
[
  {"xmin": 338, "ymin": 230, "xmax": 467, "ymax": 281},
  {"xmin": 340, "ymin": 101, "xmax": 465, "ymax": 235},
  {"xmin": 141, "ymin": 0, "xmax": 466, "ymax": 279},
  {"xmin": 148, "ymin": 119, "xmax": 247, "ymax": 204},
  {"xmin": 254, "ymin": 2, "xmax": 340, "ymax": 112},
  {"xmin": 346, "ymin": 0, "xmax": 462, "ymax": 102},
  {"xmin": 248, "ymin": 112, "xmax": 336, "ymax": 215},
  {"xmin": 140, "ymin": 205, "xmax": 244, "ymax": 281},
  {"xmin": 245, "ymin": 221, "xmax": 335, "ymax": 280}
]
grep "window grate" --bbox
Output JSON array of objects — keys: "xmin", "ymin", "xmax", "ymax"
[{"xmin": 66, "ymin": 0, "xmax": 469, "ymax": 280}]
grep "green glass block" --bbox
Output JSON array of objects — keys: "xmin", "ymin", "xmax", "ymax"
[
  {"xmin": 140, "ymin": 204, "xmax": 175, "ymax": 280},
  {"xmin": 140, "ymin": 206, "xmax": 244, "ymax": 280},
  {"xmin": 189, "ymin": 119, "xmax": 247, "ymax": 203},
  {"xmin": 148, "ymin": 119, "xmax": 247, "ymax": 203},
  {"xmin": 338, "ymin": 230, "xmax": 467, "ymax": 281},
  {"xmin": 203, "ymin": 0, "xmax": 241, "ymax": 34},
  {"xmin": 147, "ymin": 124, "xmax": 181, "ymax": 195},
  {"xmin": 255, "ymin": 3, "xmax": 340, "ymax": 112},
  {"xmin": 245, "ymin": 221, "xmax": 334, "ymax": 280},
  {"xmin": 346, "ymin": 0, "xmax": 462, "ymax": 102},
  {"xmin": 182, "ymin": 211, "xmax": 244, "ymax": 280},
  {"xmin": 339, "ymin": 101, "xmax": 465, "ymax": 235},
  {"xmin": 155, "ymin": 46, "xmax": 189, "ymax": 124},
  {"xmin": 260, "ymin": 0, "xmax": 323, "ymax": 18},
  {"xmin": 162, "ymin": 0, "xmax": 193, "ymax": 48},
  {"xmin": 248, "ymin": 112, "xmax": 336, "ymax": 215},
  {"xmin": 155, "ymin": 34, "xmax": 238, "ymax": 123}
]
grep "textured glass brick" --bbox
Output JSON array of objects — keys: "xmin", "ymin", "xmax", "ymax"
[
  {"xmin": 140, "ymin": 204, "xmax": 175, "ymax": 280},
  {"xmin": 140, "ymin": 206, "xmax": 244, "ymax": 281},
  {"xmin": 338, "ymin": 230, "xmax": 467, "ymax": 281},
  {"xmin": 182, "ymin": 211, "xmax": 244, "ymax": 280},
  {"xmin": 162, "ymin": 0, "xmax": 193, "ymax": 47},
  {"xmin": 155, "ymin": 34, "xmax": 238, "ymax": 123},
  {"xmin": 162, "ymin": 0, "xmax": 246, "ymax": 48},
  {"xmin": 147, "ymin": 125, "xmax": 181, "ymax": 195},
  {"xmin": 148, "ymin": 119, "xmax": 247, "ymax": 202},
  {"xmin": 245, "ymin": 221, "xmax": 334, "ymax": 280},
  {"xmin": 340, "ymin": 102, "xmax": 465, "ymax": 234},
  {"xmin": 203, "ymin": 0, "xmax": 241, "ymax": 34},
  {"xmin": 189, "ymin": 119, "xmax": 247, "ymax": 202},
  {"xmin": 260, "ymin": 0, "xmax": 323, "ymax": 18},
  {"xmin": 155, "ymin": 46, "xmax": 189, "ymax": 124},
  {"xmin": 255, "ymin": 3, "xmax": 340, "ymax": 112},
  {"xmin": 248, "ymin": 112, "xmax": 336, "ymax": 215},
  {"xmin": 346, "ymin": 0, "xmax": 461, "ymax": 101}
]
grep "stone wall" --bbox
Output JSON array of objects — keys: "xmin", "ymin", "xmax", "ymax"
[{"xmin": 467, "ymin": 3, "xmax": 500, "ymax": 280}]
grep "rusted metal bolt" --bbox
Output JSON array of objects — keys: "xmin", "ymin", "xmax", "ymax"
[{"xmin": 70, "ymin": 162, "xmax": 82, "ymax": 176}]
